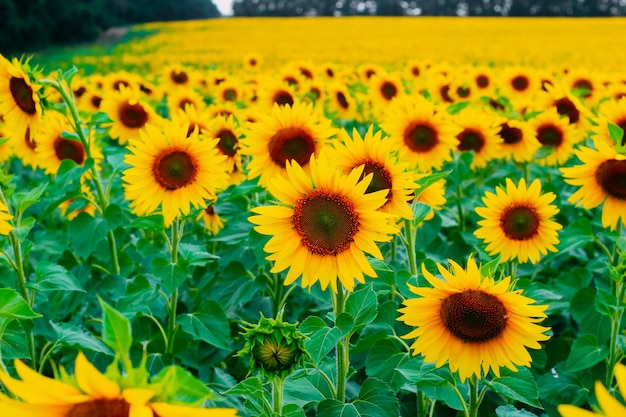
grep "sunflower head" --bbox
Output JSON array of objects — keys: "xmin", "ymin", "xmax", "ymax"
[
  {"xmin": 238, "ymin": 313, "xmax": 311, "ymax": 380},
  {"xmin": 398, "ymin": 256, "xmax": 550, "ymax": 382}
]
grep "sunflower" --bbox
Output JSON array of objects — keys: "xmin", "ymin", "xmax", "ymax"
[
  {"xmin": 0, "ymin": 55, "xmax": 42, "ymax": 137},
  {"xmin": 241, "ymin": 101, "xmax": 335, "ymax": 187},
  {"xmin": 166, "ymin": 87, "xmax": 206, "ymax": 116},
  {"xmin": 0, "ymin": 200, "xmax": 13, "ymax": 235},
  {"xmin": 122, "ymin": 120, "xmax": 230, "ymax": 227},
  {"xmin": 35, "ymin": 111, "xmax": 102, "ymax": 175},
  {"xmin": 200, "ymin": 114, "xmax": 242, "ymax": 173},
  {"xmin": 248, "ymin": 154, "xmax": 397, "ymax": 292},
  {"xmin": 171, "ymin": 103, "xmax": 214, "ymax": 138},
  {"xmin": 398, "ymin": 256, "xmax": 550, "ymax": 382},
  {"xmin": 529, "ymin": 108, "xmax": 582, "ymax": 166},
  {"xmin": 411, "ymin": 172, "xmax": 447, "ymax": 222},
  {"xmin": 474, "ymin": 178, "xmax": 562, "ymax": 264},
  {"xmin": 243, "ymin": 53, "xmax": 261, "ymax": 71},
  {"xmin": 561, "ymin": 139, "xmax": 626, "ymax": 231},
  {"xmin": 326, "ymin": 126, "xmax": 414, "ymax": 219},
  {"xmin": 214, "ymin": 80, "xmax": 244, "ymax": 103},
  {"xmin": 558, "ymin": 363, "xmax": 626, "ymax": 417},
  {"xmin": 381, "ymin": 95, "xmax": 461, "ymax": 172},
  {"xmin": 0, "ymin": 352, "xmax": 238, "ymax": 417},
  {"xmin": 537, "ymin": 82, "xmax": 589, "ymax": 128},
  {"xmin": 0, "ymin": 122, "xmax": 14, "ymax": 163},
  {"xmin": 427, "ymin": 74, "xmax": 456, "ymax": 104},
  {"xmin": 592, "ymin": 97, "xmax": 626, "ymax": 147},
  {"xmin": 197, "ymin": 201, "xmax": 226, "ymax": 235},
  {"xmin": 325, "ymin": 82, "xmax": 357, "ymax": 122},
  {"xmin": 100, "ymin": 85, "xmax": 161, "ymax": 145},
  {"xmin": 564, "ymin": 68, "xmax": 599, "ymax": 102},
  {"xmin": 453, "ymin": 109, "xmax": 502, "ymax": 169},
  {"xmin": 494, "ymin": 118, "xmax": 540, "ymax": 163},
  {"xmin": 9, "ymin": 124, "xmax": 39, "ymax": 169},
  {"xmin": 161, "ymin": 63, "xmax": 197, "ymax": 90},
  {"xmin": 368, "ymin": 73, "xmax": 404, "ymax": 119},
  {"xmin": 256, "ymin": 78, "xmax": 298, "ymax": 110},
  {"xmin": 497, "ymin": 66, "xmax": 539, "ymax": 106},
  {"xmin": 468, "ymin": 65, "xmax": 496, "ymax": 97}
]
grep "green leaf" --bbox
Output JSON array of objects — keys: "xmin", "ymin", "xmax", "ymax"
[
  {"xmin": 414, "ymin": 171, "xmax": 450, "ymax": 193},
  {"xmin": 608, "ymin": 121, "xmax": 625, "ymax": 153},
  {"xmin": 532, "ymin": 145, "xmax": 554, "ymax": 160},
  {"xmin": 13, "ymin": 182, "xmax": 47, "ymax": 214},
  {"xmin": 11, "ymin": 216, "xmax": 36, "ymax": 242},
  {"xmin": 495, "ymin": 405, "xmax": 539, "ymax": 417},
  {"xmin": 484, "ymin": 368, "xmax": 541, "ymax": 408},
  {"xmin": 224, "ymin": 376, "xmax": 263, "ymax": 397},
  {"xmin": 69, "ymin": 213, "xmax": 110, "ymax": 259},
  {"xmin": 317, "ymin": 378, "xmax": 399, "ymax": 417},
  {"xmin": 335, "ymin": 312, "xmax": 355, "ymax": 336},
  {"xmin": 178, "ymin": 243, "xmax": 219, "ymax": 266},
  {"xmin": 177, "ymin": 300, "xmax": 230, "ymax": 350},
  {"xmin": 595, "ymin": 288, "xmax": 621, "ymax": 316},
  {"xmin": 570, "ymin": 287, "xmax": 611, "ymax": 343},
  {"xmin": 551, "ymin": 217, "xmax": 595, "ymax": 259},
  {"xmin": 284, "ymin": 370, "xmax": 335, "ymax": 406},
  {"xmin": 0, "ymin": 288, "xmax": 41, "ymax": 320},
  {"xmin": 566, "ymin": 334, "xmax": 608, "ymax": 372},
  {"xmin": 345, "ymin": 284, "xmax": 377, "ymax": 330},
  {"xmin": 365, "ymin": 339, "xmax": 410, "ymax": 392},
  {"xmin": 151, "ymin": 365, "xmax": 213, "ymax": 404},
  {"xmin": 300, "ymin": 316, "xmax": 342, "ymax": 364},
  {"xmin": 480, "ymin": 256, "xmax": 501, "ymax": 278},
  {"xmin": 282, "ymin": 403, "xmax": 306, "ymax": 417},
  {"xmin": 537, "ymin": 363, "xmax": 588, "ymax": 407},
  {"xmin": 127, "ymin": 215, "xmax": 164, "ymax": 232},
  {"xmin": 98, "ymin": 298, "xmax": 132, "ymax": 356},
  {"xmin": 30, "ymin": 262, "xmax": 85, "ymax": 292},
  {"xmin": 152, "ymin": 257, "xmax": 187, "ymax": 294},
  {"xmin": 51, "ymin": 322, "xmax": 110, "ymax": 354},
  {"xmin": 0, "ymin": 320, "xmax": 30, "ymax": 359},
  {"xmin": 396, "ymin": 355, "xmax": 455, "ymax": 387},
  {"xmin": 446, "ymin": 101, "xmax": 470, "ymax": 115}
]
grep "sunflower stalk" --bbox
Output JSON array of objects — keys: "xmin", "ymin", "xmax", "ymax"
[
  {"xmin": 165, "ymin": 218, "xmax": 183, "ymax": 355},
  {"xmin": 272, "ymin": 375, "xmax": 285, "ymax": 416},
  {"xmin": 332, "ymin": 286, "xmax": 350, "ymax": 402},
  {"xmin": 468, "ymin": 375, "xmax": 481, "ymax": 417},
  {"xmin": 39, "ymin": 75, "xmax": 121, "ymax": 276}
]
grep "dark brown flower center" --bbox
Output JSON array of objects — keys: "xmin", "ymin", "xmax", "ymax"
[
  {"xmin": 476, "ymin": 74, "xmax": 489, "ymax": 88},
  {"xmin": 205, "ymin": 204, "xmax": 215, "ymax": 215},
  {"xmin": 54, "ymin": 137, "xmax": 85, "ymax": 165},
  {"xmin": 113, "ymin": 80, "xmax": 129, "ymax": 91},
  {"xmin": 273, "ymin": 90, "xmax": 294, "ymax": 107},
  {"xmin": 223, "ymin": 88, "xmax": 237, "ymax": 101},
  {"xmin": 326, "ymin": 68, "xmax": 334, "ymax": 77},
  {"xmin": 66, "ymin": 399, "xmax": 139, "ymax": 417},
  {"xmin": 439, "ymin": 85, "xmax": 454, "ymax": 103},
  {"xmin": 457, "ymin": 129, "xmax": 485, "ymax": 152},
  {"xmin": 249, "ymin": 58, "xmax": 257, "ymax": 66},
  {"xmin": 9, "ymin": 77, "xmax": 37, "ymax": 115},
  {"xmin": 573, "ymin": 79, "xmax": 593, "ymax": 98},
  {"xmin": 119, "ymin": 102, "xmax": 149, "ymax": 128},
  {"xmin": 91, "ymin": 95, "xmax": 102, "ymax": 109},
  {"xmin": 292, "ymin": 191, "xmax": 358, "ymax": 256},
  {"xmin": 488, "ymin": 98, "xmax": 506, "ymax": 111},
  {"xmin": 24, "ymin": 127, "xmax": 36, "ymax": 150},
  {"xmin": 536, "ymin": 124, "xmax": 563, "ymax": 147},
  {"xmin": 178, "ymin": 98, "xmax": 195, "ymax": 110},
  {"xmin": 440, "ymin": 290, "xmax": 508, "ymax": 343},
  {"xmin": 171, "ymin": 70, "xmax": 188, "ymax": 85},
  {"xmin": 501, "ymin": 205, "xmax": 540, "ymax": 240},
  {"xmin": 365, "ymin": 69, "xmax": 376, "ymax": 79},
  {"xmin": 380, "ymin": 81, "xmax": 398, "ymax": 100},
  {"xmin": 411, "ymin": 66, "xmax": 420, "ymax": 77},
  {"xmin": 268, "ymin": 127, "xmax": 315, "ymax": 168},
  {"xmin": 457, "ymin": 86, "xmax": 471, "ymax": 98},
  {"xmin": 595, "ymin": 159, "xmax": 626, "ymax": 200},
  {"xmin": 511, "ymin": 75, "xmax": 530, "ymax": 92},
  {"xmin": 186, "ymin": 123, "xmax": 205, "ymax": 138},
  {"xmin": 498, "ymin": 123, "xmax": 523, "ymax": 144},
  {"xmin": 336, "ymin": 92, "xmax": 349, "ymax": 109},
  {"xmin": 554, "ymin": 97, "xmax": 580, "ymax": 124},
  {"xmin": 404, "ymin": 122, "xmax": 438, "ymax": 152},
  {"xmin": 217, "ymin": 129, "xmax": 238, "ymax": 157},
  {"xmin": 300, "ymin": 67, "xmax": 313, "ymax": 79},
  {"xmin": 359, "ymin": 160, "xmax": 393, "ymax": 201},
  {"xmin": 152, "ymin": 149, "xmax": 198, "ymax": 190},
  {"xmin": 74, "ymin": 86, "xmax": 87, "ymax": 98}
]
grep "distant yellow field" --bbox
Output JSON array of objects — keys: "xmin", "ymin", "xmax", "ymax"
[{"xmin": 81, "ymin": 17, "xmax": 626, "ymax": 73}]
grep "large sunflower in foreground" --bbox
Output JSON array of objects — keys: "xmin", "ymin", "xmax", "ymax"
[
  {"xmin": 561, "ymin": 140, "xmax": 626, "ymax": 231},
  {"xmin": 382, "ymin": 95, "xmax": 460, "ymax": 172},
  {"xmin": 248, "ymin": 154, "xmax": 397, "ymax": 293},
  {"xmin": 0, "ymin": 352, "xmax": 238, "ymax": 417},
  {"xmin": 241, "ymin": 101, "xmax": 335, "ymax": 187},
  {"xmin": 100, "ymin": 85, "xmax": 161, "ymax": 145},
  {"xmin": 558, "ymin": 363, "xmax": 626, "ymax": 417},
  {"xmin": 326, "ymin": 126, "xmax": 415, "ymax": 219},
  {"xmin": 0, "ymin": 55, "xmax": 42, "ymax": 136},
  {"xmin": 0, "ymin": 200, "xmax": 13, "ymax": 235},
  {"xmin": 398, "ymin": 256, "xmax": 550, "ymax": 382},
  {"xmin": 122, "ymin": 121, "xmax": 229, "ymax": 227},
  {"xmin": 474, "ymin": 178, "xmax": 562, "ymax": 264}
]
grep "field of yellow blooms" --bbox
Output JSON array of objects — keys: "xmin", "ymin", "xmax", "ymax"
[{"xmin": 0, "ymin": 16, "xmax": 625, "ymax": 417}]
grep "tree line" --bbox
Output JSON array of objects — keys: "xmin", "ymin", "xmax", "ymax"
[
  {"xmin": 0, "ymin": 0, "xmax": 221, "ymax": 55},
  {"xmin": 232, "ymin": 0, "xmax": 626, "ymax": 17}
]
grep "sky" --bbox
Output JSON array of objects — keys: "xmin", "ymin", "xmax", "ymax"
[{"xmin": 214, "ymin": 0, "xmax": 234, "ymax": 15}]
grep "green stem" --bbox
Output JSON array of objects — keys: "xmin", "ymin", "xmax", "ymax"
[
  {"xmin": 417, "ymin": 391, "xmax": 429, "ymax": 417},
  {"xmin": 333, "ymin": 287, "xmax": 349, "ymax": 402},
  {"xmin": 456, "ymin": 183, "xmax": 465, "ymax": 233},
  {"xmin": 468, "ymin": 375, "xmax": 480, "ymax": 417},
  {"xmin": 450, "ymin": 384, "xmax": 469, "ymax": 417},
  {"xmin": 403, "ymin": 219, "xmax": 417, "ymax": 276},
  {"xmin": 606, "ymin": 279, "xmax": 625, "ymax": 387},
  {"xmin": 272, "ymin": 376, "xmax": 285, "ymax": 416},
  {"xmin": 166, "ymin": 219, "xmax": 182, "ymax": 355}
]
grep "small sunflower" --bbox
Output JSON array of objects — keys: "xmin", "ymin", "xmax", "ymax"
[
  {"xmin": 0, "ymin": 200, "xmax": 14, "ymax": 235},
  {"xmin": 592, "ymin": 97, "xmax": 626, "ymax": 147},
  {"xmin": 381, "ymin": 95, "xmax": 461, "ymax": 172},
  {"xmin": 248, "ymin": 154, "xmax": 397, "ymax": 293},
  {"xmin": 9, "ymin": 125, "xmax": 39, "ymax": 169},
  {"xmin": 529, "ymin": 108, "xmax": 582, "ymax": 166},
  {"xmin": 196, "ymin": 201, "xmax": 226, "ymax": 235},
  {"xmin": 100, "ymin": 86, "xmax": 161, "ymax": 145},
  {"xmin": 256, "ymin": 79, "xmax": 298, "ymax": 110},
  {"xmin": 368, "ymin": 73, "xmax": 404, "ymax": 119},
  {"xmin": 474, "ymin": 178, "xmax": 562, "ymax": 264},
  {"xmin": 0, "ymin": 351, "xmax": 238, "ymax": 417},
  {"xmin": 201, "ymin": 114, "xmax": 242, "ymax": 173},
  {"xmin": 398, "ymin": 256, "xmax": 550, "ymax": 382},
  {"xmin": 558, "ymin": 363, "xmax": 626, "ymax": 417},
  {"xmin": 35, "ymin": 111, "xmax": 102, "ymax": 175},
  {"xmin": 453, "ymin": 109, "xmax": 502, "ymax": 169},
  {"xmin": 326, "ymin": 126, "xmax": 414, "ymax": 219},
  {"xmin": 561, "ymin": 139, "xmax": 626, "ymax": 231},
  {"xmin": 241, "ymin": 101, "xmax": 335, "ymax": 187},
  {"xmin": 161, "ymin": 63, "xmax": 197, "ymax": 90},
  {"xmin": 243, "ymin": 53, "xmax": 261, "ymax": 71},
  {"xmin": 0, "ymin": 55, "xmax": 42, "ymax": 138},
  {"xmin": 166, "ymin": 86, "xmax": 206, "ymax": 116},
  {"xmin": 122, "ymin": 120, "xmax": 230, "ymax": 227},
  {"xmin": 495, "ymin": 118, "xmax": 540, "ymax": 163},
  {"xmin": 325, "ymin": 82, "xmax": 357, "ymax": 121}
]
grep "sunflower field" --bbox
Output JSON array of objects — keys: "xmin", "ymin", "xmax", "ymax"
[{"xmin": 1, "ymin": 16, "xmax": 626, "ymax": 417}]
